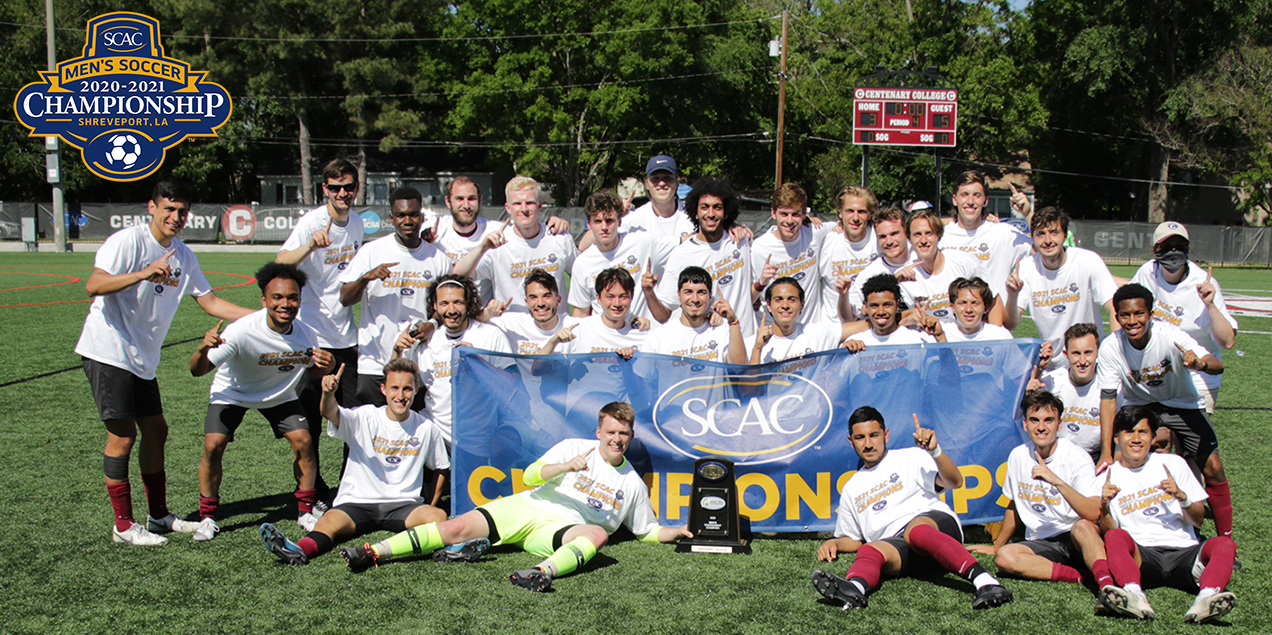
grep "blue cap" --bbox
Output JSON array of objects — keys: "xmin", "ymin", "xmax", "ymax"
[{"xmin": 645, "ymin": 155, "xmax": 678, "ymax": 175}]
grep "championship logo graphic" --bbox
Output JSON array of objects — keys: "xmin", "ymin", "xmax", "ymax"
[{"xmin": 14, "ymin": 13, "xmax": 232, "ymax": 182}]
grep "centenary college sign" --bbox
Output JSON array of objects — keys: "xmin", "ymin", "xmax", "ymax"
[{"xmin": 13, "ymin": 12, "xmax": 232, "ymax": 182}]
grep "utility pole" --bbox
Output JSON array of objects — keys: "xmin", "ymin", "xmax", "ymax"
[
  {"xmin": 46, "ymin": 0, "xmax": 66, "ymax": 252},
  {"xmin": 774, "ymin": 10, "xmax": 788, "ymax": 188}
]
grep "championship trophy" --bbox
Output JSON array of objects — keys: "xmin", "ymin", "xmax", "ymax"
[{"xmin": 675, "ymin": 456, "xmax": 751, "ymax": 554}]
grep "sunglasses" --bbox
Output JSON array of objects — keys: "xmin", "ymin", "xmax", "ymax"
[{"xmin": 325, "ymin": 182, "xmax": 358, "ymax": 193}]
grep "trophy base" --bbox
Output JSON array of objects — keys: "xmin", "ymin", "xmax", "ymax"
[{"xmin": 675, "ymin": 539, "xmax": 751, "ymax": 555}]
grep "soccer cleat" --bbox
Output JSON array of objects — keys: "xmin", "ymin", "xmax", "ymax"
[
  {"xmin": 1184, "ymin": 591, "xmax": 1235, "ymax": 624},
  {"xmin": 147, "ymin": 513, "xmax": 200, "ymax": 534},
  {"xmin": 432, "ymin": 537, "xmax": 490, "ymax": 563},
  {"xmin": 1100, "ymin": 585, "xmax": 1155, "ymax": 620},
  {"xmin": 112, "ymin": 522, "xmax": 168, "ymax": 546},
  {"xmin": 297, "ymin": 512, "xmax": 319, "ymax": 532},
  {"xmin": 341, "ymin": 543, "xmax": 379, "ymax": 573},
  {"xmin": 312, "ymin": 500, "xmax": 330, "ymax": 519},
  {"xmin": 811, "ymin": 569, "xmax": 868, "ymax": 609},
  {"xmin": 972, "ymin": 584, "xmax": 1014, "ymax": 609},
  {"xmin": 259, "ymin": 523, "xmax": 309, "ymax": 565},
  {"xmin": 509, "ymin": 568, "xmax": 553, "ymax": 592},
  {"xmin": 193, "ymin": 517, "xmax": 220, "ymax": 542}
]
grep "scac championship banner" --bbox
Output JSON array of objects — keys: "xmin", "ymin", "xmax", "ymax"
[{"xmin": 451, "ymin": 338, "xmax": 1040, "ymax": 532}]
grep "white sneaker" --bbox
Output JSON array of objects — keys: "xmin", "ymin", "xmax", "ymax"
[
  {"xmin": 312, "ymin": 500, "xmax": 329, "ymax": 519},
  {"xmin": 147, "ymin": 513, "xmax": 200, "ymax": 534},
  {"xmin": 193, "ymin": 517, "xmax": 220, "ymax": 542},
  {"xmin": 1100, "ymin": 585, "xmax": 1155, "ymax": 620},
  {"xmin": 1185, "ymin": 590, "xmax": 1235, "ymax": 624},
  {"xmin": 112, "ymin": 522, "xmax": 168, "ymax": 546},
  {"xmin": 297, "ymin": 512, "xmax": 319, "ymax": 532}
]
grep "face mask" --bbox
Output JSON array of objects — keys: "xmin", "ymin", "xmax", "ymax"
[{"xmin": 1155, "ymin": 248, "xmax": 1189, "ymax": 273}]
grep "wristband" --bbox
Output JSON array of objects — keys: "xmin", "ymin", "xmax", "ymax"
[
  {"xmin": 928, "ymin": 445, "xmax": 943, "ymax": 458},
  {"xmin": 1177, "ymin": 495, "xmax": 1190, "ymax": 508}
]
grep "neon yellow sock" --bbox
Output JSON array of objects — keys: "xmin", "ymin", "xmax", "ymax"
[
  {"xmin": 538, "ymin": 536, "xmax": 597, "ymax": 578},
  {"xmin": 375, "ymin": 522, "xmax": 443, "ymax": 560}
]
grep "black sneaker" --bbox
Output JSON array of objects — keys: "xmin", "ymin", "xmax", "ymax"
[
  {"xmin": 259, "ymin": 523, "xmax": 308, "ymax": 565},
  {"xmin": 509, "ymin": 568, "xmax": 552, "ymax": 592},
  {"xmin": 432, "ymin": 537, "xmax": 490, "ymax": 563},
  {"xmin": 341, "ymin": 543, "xmax": 379, "ymax": 573},
  {"xmin": 972, "ymin": 584, "xmax": 1013, "ymax": 609},
  {"xmin": 811, "ymin": 569, "xmax": 868, "ymax": 609}
]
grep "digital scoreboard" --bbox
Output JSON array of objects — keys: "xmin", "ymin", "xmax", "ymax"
[{"xmin": 852, "ymin": 88, "xmax": 958, "ymax": 147}]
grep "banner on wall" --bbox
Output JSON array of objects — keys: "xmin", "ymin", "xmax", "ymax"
[{"xmin": 451, "ymin": 339, "xmax": 1040, "ymax": 532}]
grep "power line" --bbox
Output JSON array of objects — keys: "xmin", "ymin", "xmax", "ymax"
[{"xmin": 205, "ymin": 131, "xmax": 770, "ymax": 149}]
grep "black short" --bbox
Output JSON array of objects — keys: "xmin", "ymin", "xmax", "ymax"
[
  {"xmin": 333, "ymin": 501, "xmax": 429, "ymax": 534},
  {"xmin": 204, "ymin": 401, "xmax": 308, "ymax": 441},
  {"xmin": 1145, "ymin": 404, "xmax": 1218, "ymax": 457},
  {"xmin": 1016, "ymin": 532, "xmax": 1079, "ymax": 567},
  {"xmin": 1139, "ymin": 543, "xmax": 1204, "ymax": 591},
  {"xmin": 878, "ymin": 511, "xmax": 964, "ymax": 576},
  {"xmin": 82, "ymin": 357, "xmax": 162, "ymax": 421}
]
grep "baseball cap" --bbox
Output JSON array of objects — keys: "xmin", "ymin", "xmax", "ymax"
[
  {"xmin": 906, "ymin": 200, "xmax": 933, "ymax": 213},
  {"xmin": 645, "ymin": 155, "xmax": 678, "ymax": 175},
  {"xmin": 1152, "ymin": 221, "xmax": 1189, "ymax": 245}
]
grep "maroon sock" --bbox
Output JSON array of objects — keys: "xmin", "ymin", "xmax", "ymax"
[
  {"xmin": 1204, "ymin": 480, "xmax": 1233, "ymax": 538},
  {"xmin": 299, "ymin": 531, "xmax": 332, "ymax": 558},
  {"xmin": 198, "ymin": 495, "xmax": 219, "ymax": 520},
  {"xmin": 908, "ymin": 524, "xmax": 979, "ymax": 578},
  {"xmin": 107, "ymin": 482, "xmax": 134, "ymax": 532},
  {"xmin": 1198, "ymin": 536, "xmax": 1235, "ymax": 590},
  {"xmin": 844, "ymin": 544, "xmax": 886, "ymax": 591},
  {"xmin": 1103, "ymin": 529, "xmax": 1141, "ymax": 587},
  {"xmin": 140, "ymin": 471, "xmax": 169, "ymax": 519},
  {"xmin": 295, "ymin": 488, "xmax": 317, "ymax": 515},
  {"xmin": 1090, "ymin": 559, "xmax": 1115, "ymax": 588},
  {"xmin": 1050, "ymin": 562, "xmax": 1083, "ymax": 584}
]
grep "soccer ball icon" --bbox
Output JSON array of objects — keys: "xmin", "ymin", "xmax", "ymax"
[{"xmin": 105, "ymin": 134, "xmax": 142, "ymax": 169}]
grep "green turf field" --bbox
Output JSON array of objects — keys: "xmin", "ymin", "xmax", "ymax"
[{"xmin": 1, "ymin": 252, "xmax": 1268, "ymax": 634}]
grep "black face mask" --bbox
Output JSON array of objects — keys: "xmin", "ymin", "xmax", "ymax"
[{"xmin": 1155, "ymin": 248, "xmax": 1189, "ymax": 274}]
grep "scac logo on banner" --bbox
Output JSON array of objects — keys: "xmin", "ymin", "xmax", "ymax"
[{"xmin": 13, "ymin": 12, "xmax": 231, "ymax": 182}]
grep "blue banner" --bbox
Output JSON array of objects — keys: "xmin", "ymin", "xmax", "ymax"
[{"xmin": 452, "ymin": 338, "xmax": 1040, "ymax": 531}]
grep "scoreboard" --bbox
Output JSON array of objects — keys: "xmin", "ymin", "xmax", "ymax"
[{"xmin": 852, "ymin": 88, "xmax": 958, "ymax": 147}]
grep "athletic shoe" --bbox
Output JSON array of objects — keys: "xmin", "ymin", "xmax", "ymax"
[
  {"xmin": 432, "ymin": 537, "xmax": 490, "ymax": 563},
  {"xmin": 147, "ymin": 513, "xmax": 200, "ymax": 534},
  {"xmin": 1100, "ymin": 585, "xmax": 1155, "ymax": 620},
  {"xmin": 972, "ymin": 584, "xmax": 1014, "ymax": 609},
  {"xmin": 811, "ymin": 569, "xmax": 867, "ymax": 609},
  {"xmin": 341, "ymin": 543, "xmax": 379, "ymax": 573},
  {"xmin": 112, "ymin": 522, "xmax": 168, "ymax": 546},
  {"xmin": 298, "ymin": 512, "xmax": 319, "ymax": 532},
  {"xmin": 509, "ymin": 568, "xmax": 553, "ymax": 592},
  {"xmin": 1184, "ymin": 591, "xmax": 1235, "ymax": 624},
  {"xmin": 312, "ymin": 500, "xmax": 330, "ymax": 519},
  {"xmin": 259, "ymin": 523, "xmax": 308, "ymax": 565},
  {"xmin": 193, "ymin": 517, "xmax": 220, "ymax": 542}
]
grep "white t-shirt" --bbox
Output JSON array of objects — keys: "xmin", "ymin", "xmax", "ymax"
[
  {"xmin": 1105, "ymin": 452, "xmax": 1207, "ymax": 549},
  {"xmin": 656, "ymin": 234, "xmax": 756, "ymax": 336},
  {"xmin": 1004, "ymin": 439, "xmax": 1099, "ymax": 540},
  {"xmin": 818, "ymin": 228, "xmax": 878, "ymax": 322},
  {"xmin": 944, "ymin": 323, "xmax": 1013, "ymax": 343},
  {"xmin": 524, "ymin": 438, "xmax": 661, "ymax": 537},
  {"xmin": 1041, "ymin": 368, "xmax": 1107, "ymax": 454},
  {"xmin": 568, "ymin": 232, "xmax": 676, "ymax": 320},
  {"xmin": 279, "ymin": 205, "xmax": 364, "ymax": 349},
  {"xmin": 328, "ymin": 405, "xmax": 450, "ymax": 506},
  {"xmin": 746, "ymin": 322, "xmax": 843, "ymax": 364},
  {"xmin": 1097, "ymin": 322, "xmax": 1208, "ymax": 410},
  {"xmin": 847, "ymin": 327, "xmax": 935, "ymax": 348},
  {"xmin": 751, "ymin": 224, "xmax": 832, "ymax": 326},
  {"xmin": 847, "ymin": 252, "xmax": 919, "ymax": 318},
  {"xmin": 492, "ymin": 313, "xmax": 575, "ymax": 356},
  {"xmin": 1016, "ymin": 248, "xmax": 1118, "ymax": 368},
  {"xmin": 206, "ymin": 309, "xmax": 317, "ymax": 409},
  {"xmin": 900, "ymin": 250, "xmax": 982, "ymax": 325},
  {"xmin": 833, "ymin": 447, "xmax": 959, "ymax": 543},
  {"xmin": 475, "ymin": 223, "xmax": 578, "ymax": 315},
  {"xmin": 407, "ymin": 320, "xmax": 511, "ymax": 444},
  {"xmin": 646, "ymin": 319, "xmax": 734, "ymax": 362},
  {"xmin": 1131, "ymin": 261, "xmax": 1238, "ymax": 391},
  {"xmin": 75, "ymin": 224, "xmax": 212, "ymax": 379},
  {"xmin": 337, "ymin": 235, "xmax": 453, "ymax": 375},
  {"xmin": 621, "ymin": 201, "xmax": 693, "ymax": 242},
  {"xmin": 940, "ymin": 220, "xmax": 1034, "ymax": 302},
  {"xmin": 556, "ymin": 314, "xmax": 647, "ymax": 354}
]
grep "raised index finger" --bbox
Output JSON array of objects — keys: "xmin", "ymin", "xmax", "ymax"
[
  {"xmin": 501, "ymin": 218, "xmax": 512, "ymax": 231},
  {"xmin": 1009, "ymin": 182, "xmax": 1019, "ymax": 195},
  {"xmin": 1163, "ymin": 466, "xmax": 1174, "ymax": 480},
  {"xmin": 333, "ymin": 363, "xmax": 346, "ymax": 381},
  {"xmin": 159, "ymin": 248, "xmax": 176, "ymax": 262},
  {"xmin": 913, "ymin": 413, "xmax": 921, "ymax": 433},
  {"xmin": 211, "ymin": 319, "xmax": 224, "ymax": 333},
  {"xmin": 1034, "ymin": 449, "xmax": 1045, "ymax": 465},
  {"xmin": 1205, "ymin": 266, "xmax": 1213, "ymax": 284}
]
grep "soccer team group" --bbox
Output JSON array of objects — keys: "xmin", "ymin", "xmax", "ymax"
[{"xmin": 78, "ymin": 154, "xmax": 1240, "ymax": 621}]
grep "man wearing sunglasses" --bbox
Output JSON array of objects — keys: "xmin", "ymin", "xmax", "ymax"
[{"xmin": 277, "ymin": 159, "xmax": 365, "ymax": 499}]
